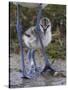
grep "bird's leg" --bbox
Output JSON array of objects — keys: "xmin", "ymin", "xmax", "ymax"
[
  {"xmin": 31, "ymin": 49, "xmax": 38, "ymax": 72},
  {"xmin": 42, "ymin": 54, "xmax": 55, "ymax": 73},
  {"xmin": 44, "ymin": 54, "xmax": 50, "ymax": 66},
  {"xmin": 27, "ymin": 49, "xmax": 32, "ymax": 68},
  {"xmin": 27, "ymin": 49, "xmax": 37, "ymax": 73},
  {"xmin": 35, "ymin": 32, "xmax": 55, "ymax": 73}
]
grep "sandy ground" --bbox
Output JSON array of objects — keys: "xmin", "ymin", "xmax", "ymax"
[{"xmin": 9, "ymin": 53, "xmax": 66, "ymax": 88}]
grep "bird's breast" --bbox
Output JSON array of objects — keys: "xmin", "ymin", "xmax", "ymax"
[{"xmin": 22, "ymin": 25, "xmax": 52, "ymax": 49}]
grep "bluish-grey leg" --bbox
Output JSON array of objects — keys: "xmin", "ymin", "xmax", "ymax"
[
  {"xmin": 31, "ymin": 49, "xmax": 37, "ymax": 68},
  {"xmin": 42, "ymin": 54, "xmax": 55, "ymax": 73},
  {"xmin": 16, "ymin": 4, "xmax": 26, "ymax": 78},
  {"xmin": 27, "ymin": 49, "xmax": 31, "ymax": 63},
  {"xmin": 27, "ymin": 49, "xmax": 37, "ymax": 68},
  {"xmin": 26, "ymin": 49, "xmax": 36, "ymax": 78},
  {"xmin": 44, "ymin": 54, "xmax": 50, "ymax": 66},
  {"xmin": 31, "ymin": 49, "xmax": 38, "ymax": 72}
]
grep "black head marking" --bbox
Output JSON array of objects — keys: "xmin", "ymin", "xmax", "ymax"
[{"xmin": 24, "ymin": 33, "xmax": 31, "ymax": 37}]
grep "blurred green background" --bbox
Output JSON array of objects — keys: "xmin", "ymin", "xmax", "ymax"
[{"xmin": 9, "ymin": 2, "xmax": 66, "ymax": 60}]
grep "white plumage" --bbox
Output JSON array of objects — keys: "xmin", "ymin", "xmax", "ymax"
[{"xmin": 22, "ymin": 17, "xmax": 52, "ymax": 49}]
